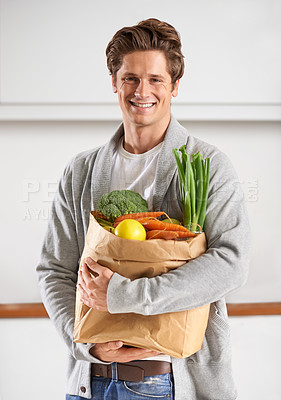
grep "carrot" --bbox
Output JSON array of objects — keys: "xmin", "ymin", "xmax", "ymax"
[
  {"xmin": 113, "ymin": 216, "xmax": 153, "ymax": 228},
  {"xmin": 141, "ymin": 219, "xmax": 192, "ymax": 233},
  {"xmin": 92, "ymin": 210, "xmax": 109, "ymax": 220},
  {"xmin": 175, "ymin": 230, "xmax": 197, "ymax": 238},
  {"xmin": 114, "ymin": 211, "xmax": 165, "ymax": 223},
  {"xmin": 146, "ymin": 230, "xmax": 179, "ymax": 240}
]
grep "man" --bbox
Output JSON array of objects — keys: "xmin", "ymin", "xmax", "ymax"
[{"xmin": 37, "ymin": 18, "xmax": 250, "ymax": 400}]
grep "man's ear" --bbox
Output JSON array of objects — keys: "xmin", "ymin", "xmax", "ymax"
[
  {"xmin": 171, "ymin": 79, "xmax": 180, "ymax": 98},
  {"xmin": 112, "ymin": 76, "xmax": 118, "ymax": 93}
]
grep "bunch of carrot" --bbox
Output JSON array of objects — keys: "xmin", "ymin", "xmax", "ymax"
[
  {"xmin": 173, "ymin": 146, "xmax": 210, "ymax": 232},
  {"xmin": 94, "ymin": 211, "xmax": 197, "ymax": 240},
  {"xmin": 142, "ymin": 219, "xmax": 197, "ymax": 240}
]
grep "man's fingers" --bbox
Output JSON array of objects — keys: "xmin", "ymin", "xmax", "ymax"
[
  {"xmin": 78, "ymin": 266, "xmax": 87, "ymax": 285},
  {"xmin": 77, "ymin": 259, "xmax": 112, "ymax": 312},
  {"xmin": 77, "ymin": 282, "xmax": 89, "ymax": 301},
  {"xmin": 80, "ymin": 262, "xmax": 93, "ymax": 281},
  {"xmin": 82, "ymin": 258, "xmax": 113, "ymax": 281},
  {"xmin": 103, "ymin": 341, "xmax": 159, "ymax": 356},
  {"xmin": 79, "ymin": 263, "xmax": 97, "ymax": 290},
  {"xmin": 85, "ymin": 257, "xmax": 100, "ymax": 270},
  {"xmin": 139, "ymin": 350, "xmax": 162, "ymax": 359},
  {"xmin": 107, "ymin": 343, "xmax": 161, "ymax": 357},
  {"xmin": 92, "ymin": 342, "xmax": 162, "ymax": 362},
  {"xmin": 105, "ymin": 341, "xmax": 124, "ymax": 351},
  {"xmin": 78, "ymin": 270, "xmax": 91, "ymax": 293},
  {"xmin": 86, "ymin": 258, "xmax": 109, "ymax": 276},
  {"xmin": 127, "ymin": 347, "xmax": 160, "ymax": 357}
]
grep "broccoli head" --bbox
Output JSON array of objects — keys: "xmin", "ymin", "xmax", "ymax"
[{"xmin": 97, "ymin": 190, "xmax": 148, "ymax": 220}]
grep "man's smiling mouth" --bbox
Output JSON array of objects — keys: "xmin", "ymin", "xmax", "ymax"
[{"xmin": 129, "ymin": 101, "xmax": 156, "ymax": 108}]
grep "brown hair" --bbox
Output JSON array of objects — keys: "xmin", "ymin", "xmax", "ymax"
[{"xmin": 106, "ymin": 18, "xmax": 185, "ymax": 85}]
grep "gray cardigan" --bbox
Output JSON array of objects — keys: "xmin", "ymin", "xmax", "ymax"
[{"xmin": 36, "ymin": 116, "xmax": 250, "ymax": 399}]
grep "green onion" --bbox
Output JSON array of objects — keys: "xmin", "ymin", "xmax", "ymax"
[
  {"xmin": 198, "ymin": 157, "xmax": 210, "ymax": 229},
  {"xmin": 173, "ymin": 148, "xmax": 191, "ymax": 228},
  {"xmin": 173, "ymin": 146, "xmax": 210, "ymax": 232}
]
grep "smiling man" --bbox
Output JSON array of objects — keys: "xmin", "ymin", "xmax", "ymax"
[
  {"xmin": 112, "ymin": 50, "xmax": 179, "ymax": 153},
  {"xmin": 37, "ymin": 18, "xmax": 250, "ymax": 400}
]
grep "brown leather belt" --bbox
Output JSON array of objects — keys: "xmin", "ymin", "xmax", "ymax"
[{"xmin": 92, "ymin": 360, "xmax": 172, "ymax": 382}]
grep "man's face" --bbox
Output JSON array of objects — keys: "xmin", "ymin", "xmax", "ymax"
[{"xmin": 112, "ymin": 50, "xmax": 179, "ymax": 129}]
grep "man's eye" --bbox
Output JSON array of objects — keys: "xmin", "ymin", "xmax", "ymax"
[
  {"xmin": 151, "ymin": 78, "xmax": 161, "ymax": 83},
  {"xmin": 124, "ymin": 77, "xmax": 138, "ymax": 83}
]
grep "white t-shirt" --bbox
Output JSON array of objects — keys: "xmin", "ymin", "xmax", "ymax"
[
  {"xmin": 110, "ymin": 137, "xmax": 171, "ymax": 363},
  {"xmin": 110, "ymin": 137, "xmax": 163, "ymax": 211}
]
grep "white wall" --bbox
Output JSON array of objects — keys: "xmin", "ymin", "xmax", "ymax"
[
  {"xmin": 2, "ymin": 0, "xmax": 280, "ymax": 105},
  {"xmin": 1, "ymin": 0, "xmax": 280, "ymax": 121}
]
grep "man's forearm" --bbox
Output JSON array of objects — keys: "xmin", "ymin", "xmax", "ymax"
[{"xmin": 106, "ymin": 207, "xmax": 250, "ymax": 316}]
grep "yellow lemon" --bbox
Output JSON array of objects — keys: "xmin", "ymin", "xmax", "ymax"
[{"xmin": 115, "ymin": 219, "xmax": 146, "ymax": 241}]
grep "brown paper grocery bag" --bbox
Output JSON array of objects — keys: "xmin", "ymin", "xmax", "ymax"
[{"xmin": 74, "ymin": 213, "xmax": 210, "ymax": 358}]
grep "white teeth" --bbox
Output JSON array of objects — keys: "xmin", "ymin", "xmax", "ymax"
[{"xmin": 130, "ymin": 101, "xmax": 154, "ymax": 108}]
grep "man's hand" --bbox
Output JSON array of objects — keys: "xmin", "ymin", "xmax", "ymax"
[
  {"xmin": 77, "ymin": 257, "xmax": 113, "ymax": 312},
  {"xmin": 78, "ymin": 259, "xmax": 162, "ymax": 362},
  {"xmin": 90, "ymin": 341, "xmax": 161, "ymax": 363}
]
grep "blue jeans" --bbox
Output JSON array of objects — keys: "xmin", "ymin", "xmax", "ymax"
[{"xmin": 66, "ymin": 363, "xmax": 174, "ymax": 399}]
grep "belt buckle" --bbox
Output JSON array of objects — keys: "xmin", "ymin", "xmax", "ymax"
[{"xmin": 118, "ymin": 364, "xmax": 145, "ymax": 382}]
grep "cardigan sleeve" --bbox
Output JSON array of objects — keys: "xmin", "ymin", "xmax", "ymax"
[{"xmin": 36, "ymin": 160, "xmax": 107, "ymax": 363}]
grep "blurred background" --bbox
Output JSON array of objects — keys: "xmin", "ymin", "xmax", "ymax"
[{"xmin": 0, "ymin": 0, "xmax": 280, "ymax": 399}]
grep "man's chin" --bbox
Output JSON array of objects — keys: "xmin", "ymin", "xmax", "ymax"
[{"xmin": 128, "ymin": 115, "xmax": 155, "ymax": 128}]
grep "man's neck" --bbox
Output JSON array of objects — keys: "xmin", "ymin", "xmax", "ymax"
[{"xmin": 122, "ymin": 117, "xmax": 171, "ymax": 154}]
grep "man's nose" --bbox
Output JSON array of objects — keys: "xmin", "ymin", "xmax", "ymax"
[{"xmin": 134, "ymin": 79, "xmax": 150, "ymax": 98}]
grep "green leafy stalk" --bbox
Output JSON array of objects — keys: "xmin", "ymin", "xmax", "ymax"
[
  {"xmin": 173, "ymin": 148, "xmax": 191, "ymax": 228},
  {"xmin": 189, "ymin": 160, "xmax": 197, "ymax": 231},
  {"xmin": 173, "ymin": 148, "xmax": 186, "ymax": 200},
  {"xmin": 179, "ymin": 147, "xmax": 191, "ymax": 222},
  {"xmin": 198, "ymin": 157, "xmax": 210, "ymax": 229},
  {"xmin": 174, "ymin": 146, "xmax": 210, "ymax": 232},
  {"xmin": 193, "ymin": 152, "xmax": 204, "ymax": 226},
  {"xmin": 179, "ymin": 145, "xmax": 188, "ymax": 174},
  {"xmin": 190, "ymin": 153, "xmax": 201, "ymax": 231}
]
